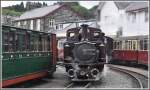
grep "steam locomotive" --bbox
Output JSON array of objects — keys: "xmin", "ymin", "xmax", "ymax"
[{"xmin": 63, "ymin": 24, "xmax": 109, "ymax": 81}]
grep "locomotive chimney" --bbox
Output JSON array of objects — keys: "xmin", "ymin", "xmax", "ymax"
[{"xmin": 81, "ymin": 24, "xmax": 88, "ymax": 41}]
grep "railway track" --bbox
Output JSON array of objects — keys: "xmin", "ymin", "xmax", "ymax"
[
  {"xmin": 65, "ymin": 81, "xmax": 92, "ymax": 88},
  {"xmin": 108, "ymin": 65, "xmax": 148, "ymax": 88}
]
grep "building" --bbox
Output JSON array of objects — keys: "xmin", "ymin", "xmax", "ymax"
[
  {"xmin": 13, "ymin": 3, "xmax": 84, "ymax": 32},
  {"xmin": 2, "ymin": 15, "xmax": 18, "ymax": 25},
  {"xmin": 96, "ymin": 1, "xmax": 149, "ymax": 37},
  {"xmin": 56, "ymin": 19, "xmax": 97, "ymax": 38},
  {"xmin": 96, "ymin": 1, "xmax": 130, "ymax": 36},
  {"xmin": 56, "ymin": 19, "xmax": 98, "ymax": 50},
  {"xmin": 123, "ymin": 2, "xmax": 149, "ymax": 36}
]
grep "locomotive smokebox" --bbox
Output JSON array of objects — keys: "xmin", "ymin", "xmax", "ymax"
[{"xmin": 73, "ymin": 42, "xmax": 99, "ymax": 64}]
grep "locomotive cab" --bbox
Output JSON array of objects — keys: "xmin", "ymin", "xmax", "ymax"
[{"xmin": 64, "ymin": 24, "xmax": 106, "ymax": 81}]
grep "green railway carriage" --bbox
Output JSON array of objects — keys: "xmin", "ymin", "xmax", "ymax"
[{"xmin": 2, "ymin": 25, "xmax": 57, "ymax": 87}]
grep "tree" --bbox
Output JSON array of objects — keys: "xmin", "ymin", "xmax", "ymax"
[
  {"xmin": 19, "ymin": 2, "xmax": 25, "ymax": 12},
  {"xmin": 26, "ymin": 2, "xmax": 32, "ymax": 10}
]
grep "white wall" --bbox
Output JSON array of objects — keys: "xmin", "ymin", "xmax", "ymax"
[
  {"xmin": 123, "ymin": 11, "xmax": 149, "ymax": 36},
  {"xmin": 98, "ymin": 1, "xmax": 121, "ymax": 36}
]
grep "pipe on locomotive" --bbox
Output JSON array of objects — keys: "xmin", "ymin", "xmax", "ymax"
[{"xmin": 81, "ymin": 24, "xmax": 89, "ymax": 41}]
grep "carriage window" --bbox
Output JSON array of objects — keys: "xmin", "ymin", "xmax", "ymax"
[
  {"xmin": 21, "ymin": 35, "xmax": 26, "ymax": 51},
  {"xmin": 9, "ymin": 32, "xmax": 15, "ymax": 52},
  {"xmin": 44, "ymin": 36, "xmax": 48, "ymax": 51},
  {"xmin": 115, "ymin": 42, "xmax": 117, "ymax": 49},
  {"xmin": 132, "ymin": 40, "xmax": 138, "ymax": 50},
  {"xmin": 15, "ymin": 33, "xmax": 26, "ymax": 51},
  {"xmin": 38, "ymin": 36, "xmax": 42, "ymax": 51},
  {"xmin": 26, "ymin": 33, "xmax": 30, "ymax": 51},
  {"xmin": 130, "ymin": 41, "xmax": 132, "ymax": 50},
  {"xmin": 125, "ymin": 41, "xmax": 128, "ymax": 50},
  {"xmin": 117, "ymin": 41, "xmax": 119, "ymax": 49},
  {"xmin": 47, "ymin": 36, "xmax": 50, "ymax": 51},
  {"xmin": 30, "ymin": 36, "xmax": 34, "ymax": 51},
  {"xmin": 35, "ymin": 36, "xmax": 39, "ymax": 51},
  {"xmin": 119, "ymin": 41, "xmax": 122, "ymax": 50},
  {"xmin": 113, "ymin": 42, "xmax": 116, "ymax": 49},
  {"xmin": 132, "ymin": 41, "xmax": 136, "ymax": 50},
  {"xmin": 144, "ymin": 39, "xmax": 148, "ymax": 50},
  {"xmin": 140, "ymin": 40, "xmax": 144, "ymax": 50},
  {"xmin": 42, "ymin": 37, "xmax": 45, "ymax": 51},
  {"xmin": 15, "ymin": 34, "xmax": 19, "ymax": 51},
  {"xmin": 3, "ymin": 32, "xmax": 9, "ymax": 52},
  {"xmin": 128, "ymin": 41, "xmax": 131, "ymax": 50},
  {"xmin": 41, "ymin": 36, "xmax": 48, "ymax": 51},
  {"xmin": 122, "ymin": 41, "xmax": 125, "ymax": 50}
]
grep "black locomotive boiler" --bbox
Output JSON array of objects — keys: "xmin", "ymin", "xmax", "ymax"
[{"xmin": 63, "ymin": 24, "xmax": 107, "ymax": 81}]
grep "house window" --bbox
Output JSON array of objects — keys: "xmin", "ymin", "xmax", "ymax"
[
  {"xmin": 37, "ymin": 19, "xmax": 40, "ymax": 31},
  {"xmin": 49, "ymin": 19, "xmax": 55, "ymax": 28},
  {"xmin": 132, "ymin": 13, "xmax": 136, "ymax": 23},
  {"xmin": 55, "ymin": 24, "xmax": 63, "ymax": 30},
  {"xmin": 17, "ymin": 21, "xmax": 20, "ymax": 27},
  {"xmin": 60, "ymin": 24, "xmax": 63, "ymax": 30},
  {"xmin": 30, "ymin": 20, "xmax": 33, "ymax": 30},
  {"xmin": 145, "ymin": 11, "xmax": 148, "ymax": 22},
  {"xmin": 23, "ymin": 21, "xmax": 27, "ymax": 29}
]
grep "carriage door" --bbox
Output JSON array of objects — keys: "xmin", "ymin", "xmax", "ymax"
[{"xmin": 51, "ymin": 34, "xmax": 57, "ymax": 65}]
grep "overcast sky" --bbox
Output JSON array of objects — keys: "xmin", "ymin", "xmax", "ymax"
[{"xmin": 1, "ymin": 1, "xmax": 100, "ymax": 9}]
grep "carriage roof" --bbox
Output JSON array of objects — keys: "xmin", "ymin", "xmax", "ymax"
[
  {"xmin": 113, "ymin": 35, "xmax": 148, "ymax": 41},
  {"xmin": 2, "ymin": 25, "xmax": 53, "ymax": 35}
]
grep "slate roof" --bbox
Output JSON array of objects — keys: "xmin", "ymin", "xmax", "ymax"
[
  {"xmin": 114, "ymin": 2, "xmax": 130, "ymax": 9},
  {"xmin": 98, "ymin": 2, "xmax": 131, "ymax": 10},
  {"xmin": 15, "ymin": 4, "xmax": 62, "ymax": 21},
  {"xmin": 126, "ymin": 2, "xmax": 148, "ymax": 12}
]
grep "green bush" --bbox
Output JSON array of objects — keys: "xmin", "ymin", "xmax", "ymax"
[{"xmin": 2, "ymin": 9, "xmax": 22, "ymax": 16}]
